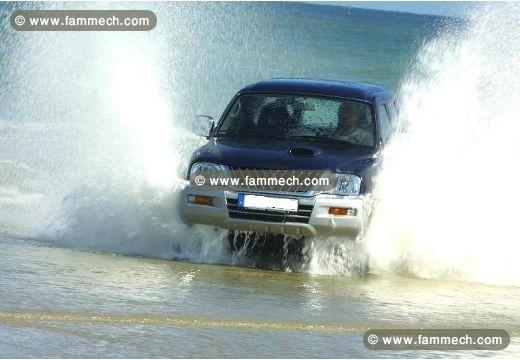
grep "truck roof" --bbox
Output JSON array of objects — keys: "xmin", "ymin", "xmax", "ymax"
[{"xmin": 240, "ymin": 78, "xmax": 391, "ymax": 102}]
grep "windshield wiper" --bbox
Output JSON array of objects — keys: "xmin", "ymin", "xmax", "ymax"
[{"xmin": 217, "ymin": 130, "xmax": 284, "ymax": 140}]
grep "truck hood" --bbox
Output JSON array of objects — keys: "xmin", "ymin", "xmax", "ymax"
[{"xmin": 189, "ymin": 137, "xmax": 378, "ymax": 174}]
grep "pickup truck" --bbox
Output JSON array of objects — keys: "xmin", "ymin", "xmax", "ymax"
[{"xmin": 180, "ymin": 78, "xmax": 396, "ymax": 241}]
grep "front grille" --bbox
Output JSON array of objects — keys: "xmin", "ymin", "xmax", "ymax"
[
  {"xmin": 227, "ymin": 166, "xmax": 326, "ymax": 194},
  {"xmin": 226, "ymin": 197, "xmax": 313, "ymax": 224}
]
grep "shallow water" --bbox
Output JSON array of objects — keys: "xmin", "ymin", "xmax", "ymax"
[
  {"xmin": 1, "ymin": 2, "xmax": 520, "ymax": 357},
  {"xmin": 0, "ymin": 236, "xmax": 518, "ymax": 358}
]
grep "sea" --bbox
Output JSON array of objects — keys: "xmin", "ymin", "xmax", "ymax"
[{"xmin": 0, "ymin": 1, "xmax": 519, "ymax": 357}]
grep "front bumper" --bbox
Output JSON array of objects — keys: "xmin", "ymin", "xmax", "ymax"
[{"xmin": 179, "ymin": 184, "xmax": 370, "ymax": 238}]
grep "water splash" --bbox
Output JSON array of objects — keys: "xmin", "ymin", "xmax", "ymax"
[
  {"xmin": 366, "ymin": 3, "xmax": 520, "ymax": 286},
  {"xmin": 0, "ymin": 2, "xmax": 229, "ymax": 262},
  {"xmin": 302, "ymin": 236, "xmax": 369, "ymax": 276}
]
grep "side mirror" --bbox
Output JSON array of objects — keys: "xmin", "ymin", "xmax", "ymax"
[{"xmin": 193, "ymin": 115, "xmax": 215, "ymax": 138}]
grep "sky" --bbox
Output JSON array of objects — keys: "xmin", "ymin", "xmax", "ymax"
[{"xmin": 312, "ymin": 1, "xmax": 479, "ymax": 17}]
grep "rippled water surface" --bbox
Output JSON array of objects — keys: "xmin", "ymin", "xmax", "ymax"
[
  {"xmin": 1, "ymin": 1, "xmax": 520, "ymax": 357},
  {"xmin": 0, "ymin": 237, "xmax": 518, "ymax": 358}
]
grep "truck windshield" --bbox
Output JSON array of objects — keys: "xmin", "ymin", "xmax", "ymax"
[{"xmin": 215, "ymin": 94, "xmax": 376, "ymax": 147}]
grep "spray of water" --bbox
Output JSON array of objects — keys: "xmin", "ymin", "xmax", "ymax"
[
  {"xmin": 364, "ymin": 3, "xmax": 520, "ymax": 286},
  {"xmin": 0, "ymin": 2, "xmax": 230, "ymax": 263}
]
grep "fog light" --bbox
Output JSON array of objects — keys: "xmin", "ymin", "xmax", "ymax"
[
  {"xmin": 328, "ymin": 207, "xmax": 357, "ymax": 216},
  {"xmin": 188, "ymin": 195, "xmax": 213, "ymax": 206}
]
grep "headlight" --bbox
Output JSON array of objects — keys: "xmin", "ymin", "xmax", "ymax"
[
  {"xmin": 189, "ymin": 162, "xmax": 228, "ymax": 179},
  {"xmin": 332, "ymin": 174, "xmax": 361, "ymax": 196}
]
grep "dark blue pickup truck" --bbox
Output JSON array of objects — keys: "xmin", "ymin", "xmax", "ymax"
[{"xmin": 180, "ymin": 78, "xmax": 396, "ymax": 239}]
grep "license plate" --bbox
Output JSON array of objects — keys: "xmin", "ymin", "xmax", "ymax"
[{"xmin": 237, "ymin": 193, "xmax": 298, "ymax": 212}]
